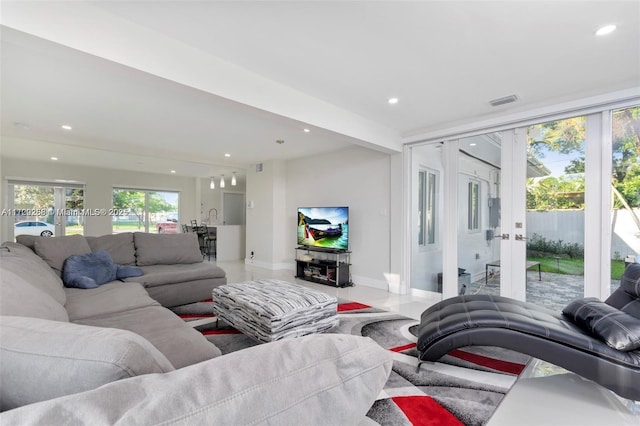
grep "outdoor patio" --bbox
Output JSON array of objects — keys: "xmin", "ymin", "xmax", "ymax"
[{"xmin": 467, "ymin": 271, "xmax": 622, "ymax": 312}]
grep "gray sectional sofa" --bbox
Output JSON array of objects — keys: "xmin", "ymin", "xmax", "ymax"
[
  {"xmin": 0, "ymin": 232, "xmax": 392, "ymax": 424},
  {"xmin": 16, "ymin": 232, "xmax": 227, "ymax": 307}
]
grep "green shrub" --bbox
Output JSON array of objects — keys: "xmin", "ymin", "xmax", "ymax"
[{"xmin": 526, "ymin": 233, "xmax": 584, "ymax": 259}]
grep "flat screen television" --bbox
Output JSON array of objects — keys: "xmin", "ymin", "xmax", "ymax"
[{"xmin": 297, "ymin": 207, "xmax": 349, "ymax": 251}]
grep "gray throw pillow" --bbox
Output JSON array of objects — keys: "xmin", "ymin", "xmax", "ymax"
[
  {"xmin": 85, "ymin": 233, "xmax": 136, "ymax": 265},
  {"xmin": 563, "ymin": 297, "xmax": 640, "ymax": 351},
  {"xmin": 33, "ymin": 235, "xmax": 92, "ymax": 277},
  {"xmin": 0, "ymin": 316, "xmax": 175, "ymax": 411},
  {"xmin": 133, "ymin": 232, "xmax": 202, "ymax": 266}
]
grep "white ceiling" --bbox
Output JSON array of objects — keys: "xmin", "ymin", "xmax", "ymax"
[{"xmin": 1, "ymin": 1, "xmax": 639, "ymax": 179}]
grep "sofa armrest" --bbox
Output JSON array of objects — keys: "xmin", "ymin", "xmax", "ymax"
[{"xmin": 1, "ymin": 334, "xmax": 392, "ymax": 425}]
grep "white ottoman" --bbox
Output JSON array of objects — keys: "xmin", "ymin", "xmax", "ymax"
[{"xmin": 211, "ymin": 279, "xmax": 338, "ymax": 342}]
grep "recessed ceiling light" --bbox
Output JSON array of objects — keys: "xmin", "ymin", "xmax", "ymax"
[
  {"xmin": 50, "ymin": 157, "xmax": 58, "ymax": 161},
  {"xmin": 469, "ymin": 143, "xmax": 477, "ymax": 147},
  {"xmin": 225, "ymin": 153, "xmax": 231, "ymax": 158},
  {"xmin": 170, "ymin": 170, "xmax": 176, "ymax": 174},
  {"xmin": 61, "ymin": 125, "xmax": 72, "ymax": 130},
  {"xmin": 596, "ymin": 24, "xmax": 616, "ymax": 36},
  {"xmin": 303, "ymin": 128, "xmax": 310, "ymax": 133},
  {"xmin": 388, "ymin": 97, "xmax": 399, "ymax": 105}
]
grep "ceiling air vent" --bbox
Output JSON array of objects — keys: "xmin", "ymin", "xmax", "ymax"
[{"xmin": 489, "ymin": 95, "xmax": 518, "ymax": 107}]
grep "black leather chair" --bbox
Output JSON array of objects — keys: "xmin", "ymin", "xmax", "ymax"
[{"xmin": 416, "ymin": 263, "xmax": 640, "ymax": 401}]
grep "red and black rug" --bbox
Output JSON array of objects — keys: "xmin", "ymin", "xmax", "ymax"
[{"xmin": 171, "ymin": 299, "xmax": 530, "ymax": 426}]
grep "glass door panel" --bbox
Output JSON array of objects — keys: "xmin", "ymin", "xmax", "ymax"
[
  {"xmin": 611, "ymin": 105, "xmax": 640, "ymax": 287},
  {"xmin": 525, "ymin": 117, "xmax": 586, "ymax": 310},
  {"xmin": 112, "ymin": 188, "xmax": 180, "ymax": 234},
  {"xmin": 60, "ymin": 187, "xmax": 85, "ymax": 236},
  {"xmin": 11, "ymin": 183, "xmax": 84, "ymax": 238},
  {"xmin": 149, "ymin": 191, "xmax": 179, "ymax": 234},
  {"xmin": 12, "ymin": 184, "xmax": 55, "ymax": 237},
  {"xmin": 458, "ymin": 133, "xmax": 503, "ymax": 297},
  {"xmin": 410, "ymin": 143, "xmax": 444, "ymax": 294}
]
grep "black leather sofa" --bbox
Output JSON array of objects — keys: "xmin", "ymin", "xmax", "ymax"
[{"xmin": 416, "ymin": 263, "xmax": 640, "ymax": 401}]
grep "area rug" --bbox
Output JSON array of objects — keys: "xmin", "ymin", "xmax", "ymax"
[{"xmin": 171, "ymin": 299, "xmax": 530, "ymax": 426}]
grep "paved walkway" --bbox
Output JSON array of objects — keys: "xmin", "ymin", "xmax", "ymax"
[{"xmin": 467, "ymin": 271, "xmax": 621, "ymax": 312}]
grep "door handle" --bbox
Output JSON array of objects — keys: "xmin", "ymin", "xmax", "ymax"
[
  {"xmin": 496, "ymin": 233, "xmax": 509, "ymax": 240},
  {"xmin": 515, "ymin": 234, "xmax": 528, "ymax": 241}
]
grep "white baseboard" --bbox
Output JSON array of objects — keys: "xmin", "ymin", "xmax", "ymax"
[
  {"xmin": 410, "ymin": 287, "xmax": 443, "ymax": 299},
  {"xmin": 351, "ymin": 275, "xmax": 389, "ymax": 291},
  {"xmin": 243, "ymin": 259, "xmax": 294, "ymax": 271}
]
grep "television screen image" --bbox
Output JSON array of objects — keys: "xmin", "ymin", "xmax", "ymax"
[{"xmin": 297, "ymin": 207, "xmax": 349, "ymax": 251}]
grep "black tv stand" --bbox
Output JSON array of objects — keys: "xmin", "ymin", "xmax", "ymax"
[{"xmin": 295, "ymin": 247, "xmax": 352, "ymax": 287}]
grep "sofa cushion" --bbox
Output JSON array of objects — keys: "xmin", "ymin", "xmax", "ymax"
[
  {"xmin": 75, "ymin": 305, "xmax": 222, "ymax": 369},
  {"xmin": 0, "ymin": 334, "xmax": 392, "ymax": 425},
  {"xmin": 0, "ymin": 316, "xmax": 175, "ymax": 411},
  {"xmin": 0, "ymin": 269, "xmax": 69, "ymax": 322},
  {"xmin": 85, "ymin": 232, "xmax": 136, "ymax": 265},
  {"xmin": 133, "ymin": 232, "xmax": 202, "ymax": 266},
  {"xmin": 62, "ymin": 250, "xmax": 142, "ymax": 289},
  {"xmin": 621, "ymin": 262, "xmax": 640, "ymax": 298},
  {"xmin": 14, "ymin": 235, "xmax": 38, "ymax": 251},
  {"xmin": 1, "ymin": 242, "xmax": 66, "ymax": 305},
  {"xmin": 64, "ymin": 281, "xmax": 159, "ymax": 321},
  {"xmin": 563, "ymin": 297, "xmax": 640, "ymax": 351},
  {"xmin": 126, "ymin": 263, "xmax": 225, "ymax": 288},
  {"xmin": 33, "ymin": 235, "xmax": 92, "ymax": 277}
]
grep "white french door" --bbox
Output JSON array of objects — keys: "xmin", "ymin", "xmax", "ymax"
[
  {"xmin": 408, "ymin": 107, "xmax": 626, "ymax": 307},
  {"xmin": 498, "ymin": 128, "xmax": 528, "ymax": 301}
]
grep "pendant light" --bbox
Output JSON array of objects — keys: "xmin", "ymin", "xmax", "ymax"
[
  {"xmin": 210, "ymin": 176, "xmax": 215, "ymax": 189},
  {"xmin": 220, "ymin": 175, "xmax": 225, "ymax": 188},
  {"xmin": 231, "ymin": 171, "xmax": 237, "ymax": 186}
]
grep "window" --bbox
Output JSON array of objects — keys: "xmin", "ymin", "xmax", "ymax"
[
  {"xmin": 468, "ymin": 180, "xmax": 480, "ymax": 231},
  {"xmin": 112, "ymin": 188, "xmax": 179, "ymax": 234},
  {"xmin": 8, "ymin": 181, "xmax": 85, "ymax": 237},
  {"xmin": 418, "ymin": 168, "xmax": 437, "ymax": 246}
]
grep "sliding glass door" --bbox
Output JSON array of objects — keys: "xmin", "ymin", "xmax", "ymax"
[
  {"xmin": 457, "ymin": 132, "xmax": 504, "ymax": 297},
  {"xmin": 610, "ymin": 106, "xmax": 640, "ymax": 287},
  {"xmin": 112, "ymin": 188, "xmax": 179, "ymax": 234},
  {"xmin": 8, "ymin": 181, "xmax": 85, "ymax": 239},
  {"xmin": 408, "ymin": 103, "xmax": 637, "ymax": 305},
  {"xmin": 523, "ymin": 117, "xmax": 586, "ymax": 310},
  {"xmin": 409, "ymin": 143, "xmax": 444, "ymax": 295}
]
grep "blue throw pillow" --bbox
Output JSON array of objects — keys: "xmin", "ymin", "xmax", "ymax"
[
  {"xmin": 116, "ymin": 265, "xmax": 144, "ymax": 279},
  {"xmin": 63, "ymin": 251, "xmax": 142, "ymax": 289}
]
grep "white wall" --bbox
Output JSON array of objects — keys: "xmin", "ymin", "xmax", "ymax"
[
  {"xmin": 244, "ymin": 146, "xmax": 393, "ymax": 289},
  {"xmin": 1, "ymin": 158, "xmax": 197, "ymax": 239},
  {"xmin": 245, "ymin": 160, "xmax": 288, "ymax": 268},
  {"xmin": 199, "ymin": 177, "xmax": 247, "ymax": 225},
  {"xmin": 286, "ymin": 146, "xmax": 392, "ymax": 289}
]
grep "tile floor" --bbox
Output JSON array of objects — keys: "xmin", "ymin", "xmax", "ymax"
[
  {"xmin": 215, "ymin": 260, "xmax": 639, "ymax": 425},
  {"xmin": 467, "ymin": 270, "xmax": 621, "ymax": 312}
]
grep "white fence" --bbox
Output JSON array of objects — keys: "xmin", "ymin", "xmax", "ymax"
[{"xmin": 527, "ymin": 209, "xmax": 640, "ymax": 259}]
